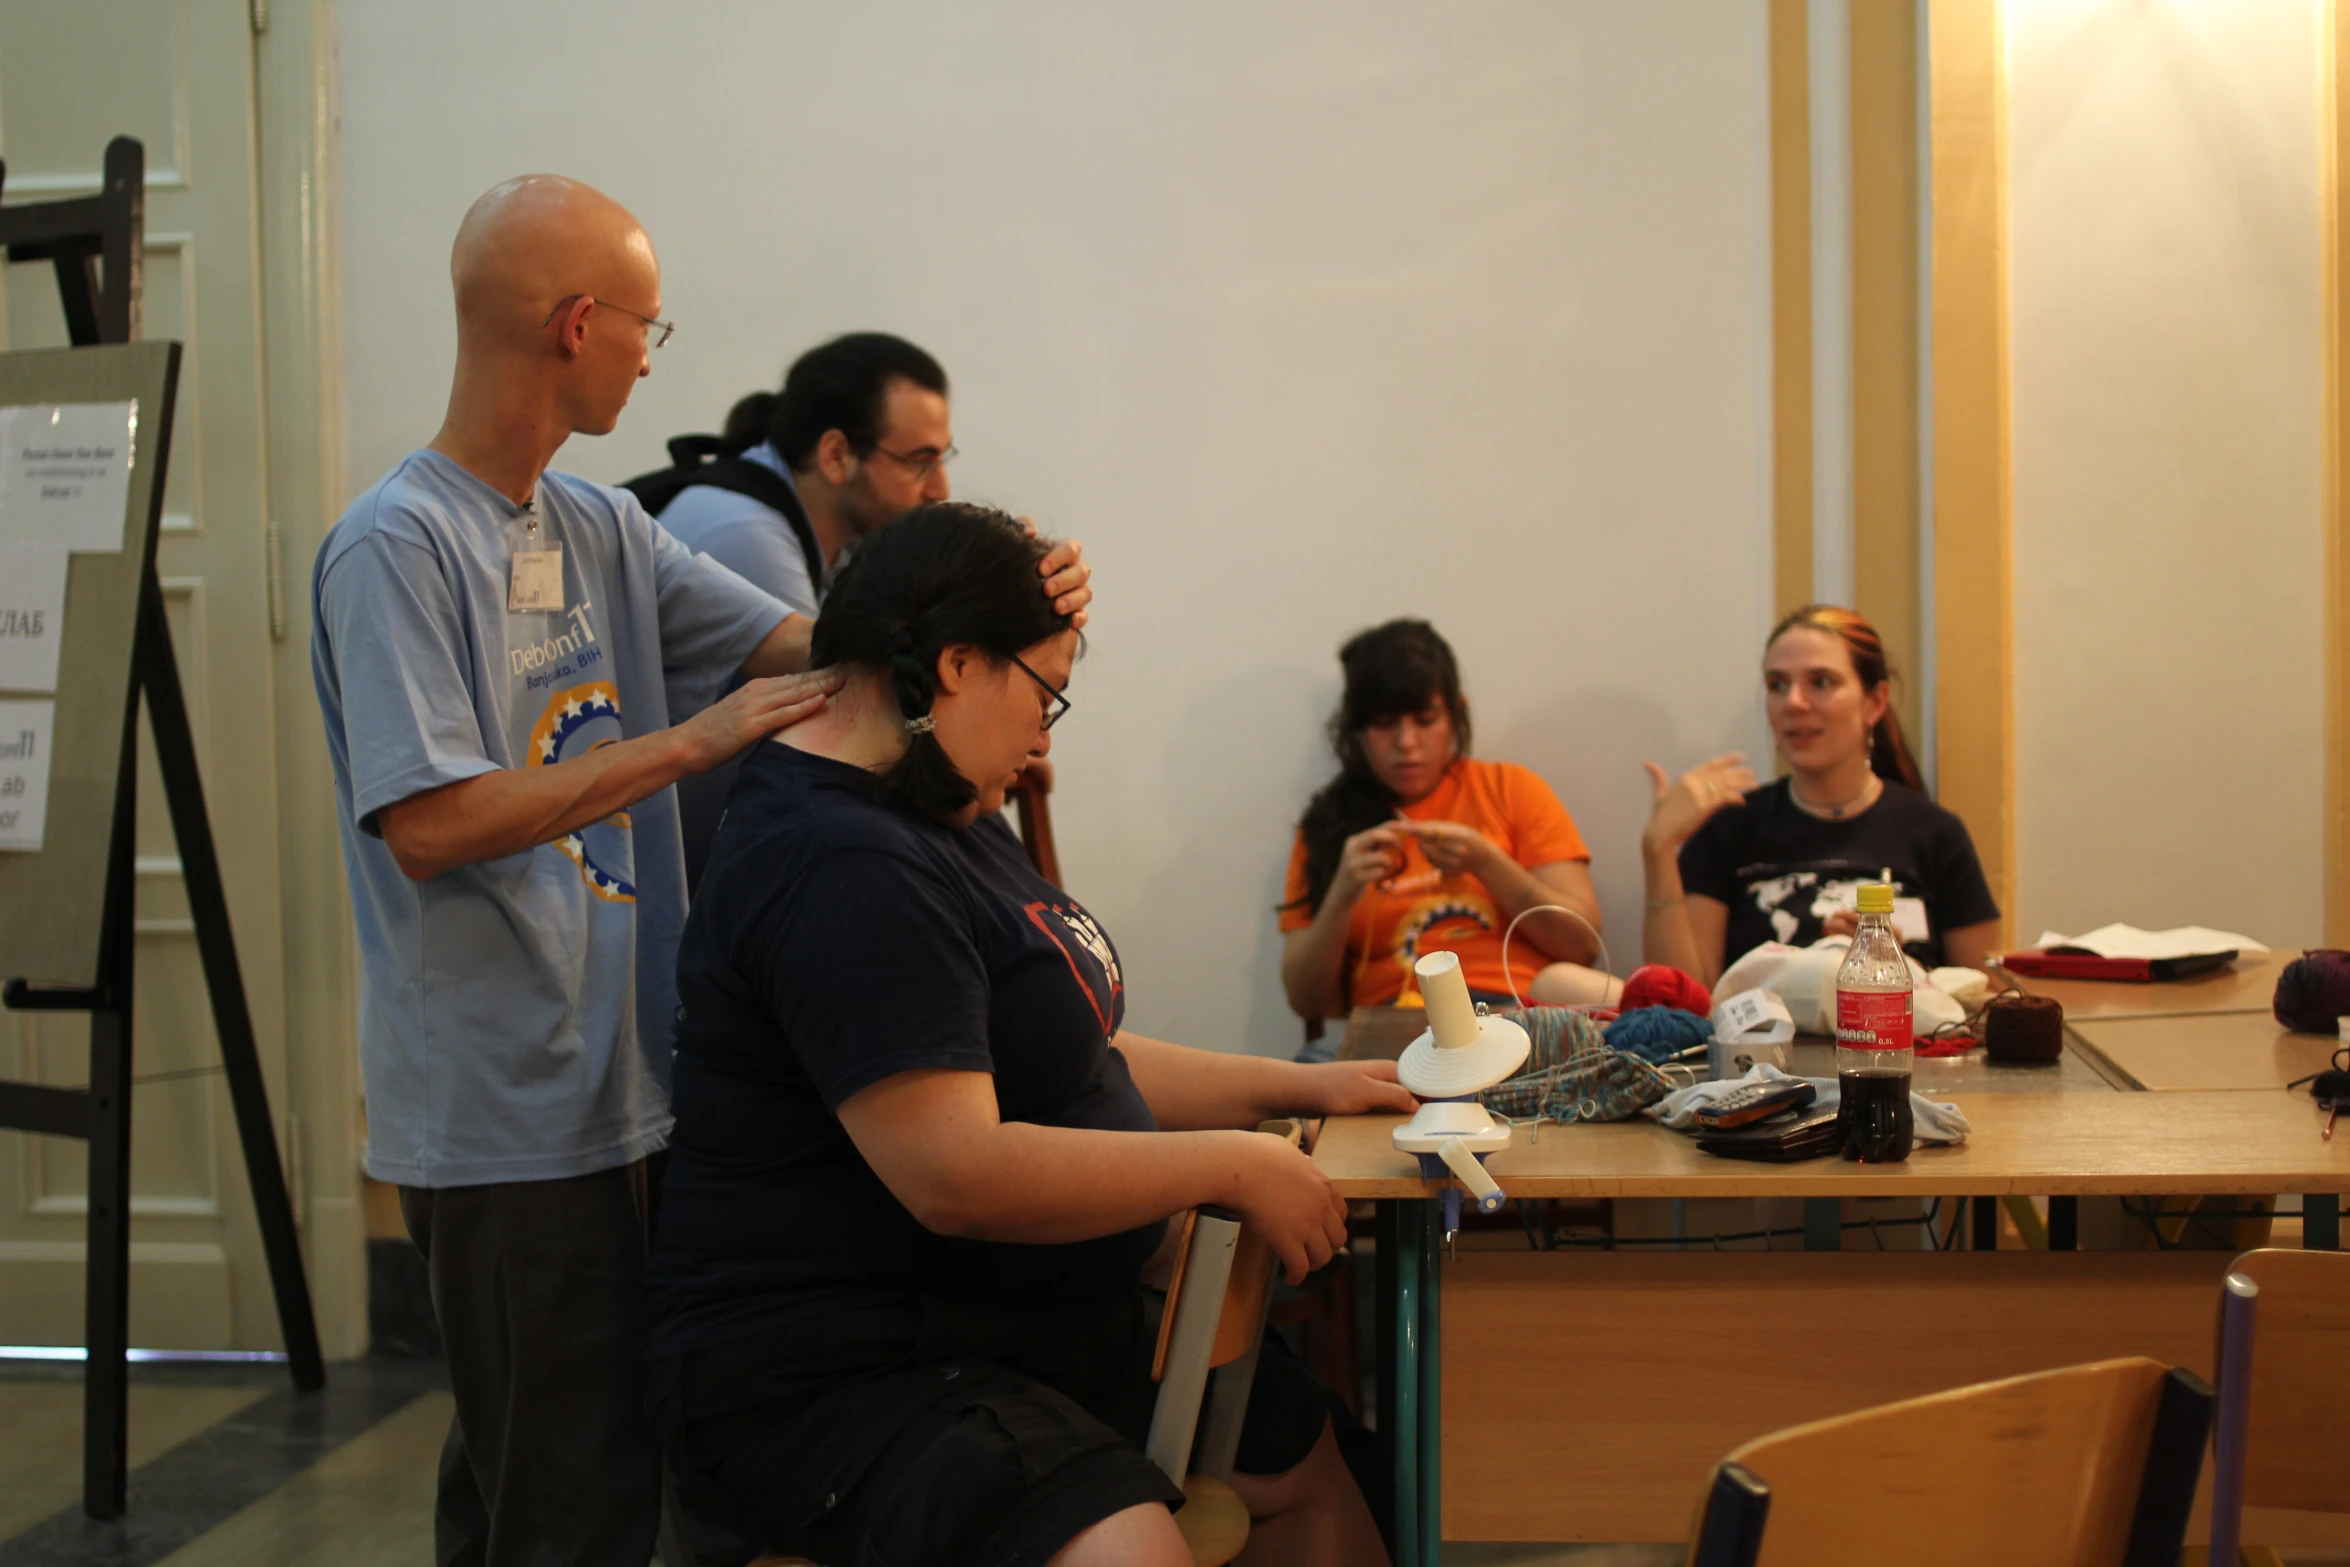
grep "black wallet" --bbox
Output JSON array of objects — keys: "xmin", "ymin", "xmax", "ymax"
[{"xmin": 1694, "ymin": 1105, "xmax": 1841, "ymax": 1163}]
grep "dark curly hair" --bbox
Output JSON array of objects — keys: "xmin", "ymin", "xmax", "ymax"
[{"xmin": 1282, "ymin": 619, "xmax": 1471, "ymax": 915}]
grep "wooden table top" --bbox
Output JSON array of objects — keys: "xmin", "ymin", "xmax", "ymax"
[
  {"xmin": 1999, "ymin": 948, "xmax": 2290, "ymax": 1021},
  {"xmin": 1312, "ymin": 1092, "xmax": 2350, "ymax": 1199},
  {"xmin": 2066, "ymin": 1012, "xmax": 2343, "ymax": 1092}
]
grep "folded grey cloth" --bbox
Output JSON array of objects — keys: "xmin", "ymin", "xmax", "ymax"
[{"xmin": 1646, "ymin": 1063, "xmax": 1971, "ymax": 1146}]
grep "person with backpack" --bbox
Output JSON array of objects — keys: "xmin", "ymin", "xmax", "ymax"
[
  {"xmin": 637, "ymin": 332, "xmax": 1077, "ymax": 888},
  {"xmin": 637, "ymin": 332, "xmax": 957, "ymax": 618}
]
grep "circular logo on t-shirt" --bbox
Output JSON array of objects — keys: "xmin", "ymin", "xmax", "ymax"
[{"xmin": 528, "ymin": 681, "xmax": 635, "ymax": 903}]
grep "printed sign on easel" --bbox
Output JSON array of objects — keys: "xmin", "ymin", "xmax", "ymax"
[
  {"xmin": 0, "ymin": 401, "xmax": 139, "ymax": 553},
  {"xmin": 0, "ymin": 400, "xmax": 137, "ymax": 850},
  {"xmin": 0, "ymin": 701, "xmax": 53, "ymax": 852}
]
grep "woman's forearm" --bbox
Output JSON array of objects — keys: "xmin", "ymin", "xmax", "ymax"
[
  {"xmin": 1640, "ymin": 838, "xmax": 1713, "ymax": 985},
  {"xmin": 1114, "ymin": 1032, "xmax": 1323, "ymax": 1131},
  {"xmin": 934, "ymin": 1122, "xmax": 1267, "ymax": 1244},
  {"xmin": 840, "ymin": 1067, "xmax": 1278, "ymax": 1243},
  {"xmin": 1474, "ymin": 854, "xmax": 1600, "ymax": 964},
  {"xmin": 1279, "ymin": 894, "xmax": 1358, "ymax": 1019}
]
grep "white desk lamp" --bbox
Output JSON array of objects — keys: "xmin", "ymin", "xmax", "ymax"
[{"xmin": 1392, "ymin": 950, "xmax": 1531, "ymax": 1242}]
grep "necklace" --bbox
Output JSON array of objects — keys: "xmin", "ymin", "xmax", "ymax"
[{"xmin": 1789, "ymin": 773, "xmax": 1881, "ymax": 820}]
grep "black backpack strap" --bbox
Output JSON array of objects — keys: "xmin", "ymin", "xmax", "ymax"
[
  {"xmin": 650, "ymin": 456, "xmax": 828, "ymax": 602},
  {"xmin": 665, "ymin": 433, "xmax": 728, "ymax": 469}
]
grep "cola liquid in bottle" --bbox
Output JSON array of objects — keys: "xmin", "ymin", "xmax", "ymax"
[{"xmin": 1834, "ymin": 882, "xmax": 1914, "ymax": 1162}]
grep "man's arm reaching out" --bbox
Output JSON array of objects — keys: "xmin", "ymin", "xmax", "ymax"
[{"xmin": 376, "ymin": 666, "xmax": 840, "ymax": 880}]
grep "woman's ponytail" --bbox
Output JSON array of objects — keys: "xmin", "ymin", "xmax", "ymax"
[{"xmin": 878, "ymin": 621, "xmax": 979, "ymax": 822}]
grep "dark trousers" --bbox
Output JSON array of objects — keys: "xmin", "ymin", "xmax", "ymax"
[{"xmin": 399, "ymin": 1162, "xmax": 662, "ymax": 1567}]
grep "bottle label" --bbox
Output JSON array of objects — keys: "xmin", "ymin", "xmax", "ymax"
[{"xmin": 1836, "ymin": 989, "xmax": 1914, "ymax": 1051}]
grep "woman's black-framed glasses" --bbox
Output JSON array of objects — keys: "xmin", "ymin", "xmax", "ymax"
[
  {"xmin": 1009, "ymin": 653, "xmax": 1072, "ymax": 732},
  {"xmin": 540, "ymin": 294, "xmax": 675, "ymax": 349}
]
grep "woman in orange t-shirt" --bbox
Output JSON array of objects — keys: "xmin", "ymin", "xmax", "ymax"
[{"xmin": 1278, "ymin": 620, "xmax": 1615, "ymax": 1037}]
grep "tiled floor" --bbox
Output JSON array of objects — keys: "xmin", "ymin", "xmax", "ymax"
[{"xmin": 0, "ymin": 1358, "xmax": 446, "ymax": 1567}]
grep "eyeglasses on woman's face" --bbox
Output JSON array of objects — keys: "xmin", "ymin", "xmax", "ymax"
[{"xmin": 1008, "ymin": 652, "xmax": 1072, "ymax": 732}]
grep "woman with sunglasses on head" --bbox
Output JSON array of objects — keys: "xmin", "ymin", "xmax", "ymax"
[
  {"xmin": 1279, "ymin": 619, "xmax": 1615, "ymax": 1050},
  {"xmin": 1640, "ymin": 604, "xmax": 2000, "ymax": 988},
  {"xmin": 646, "ymin": 503, "xmax": 1401, "ymax": 1567}
]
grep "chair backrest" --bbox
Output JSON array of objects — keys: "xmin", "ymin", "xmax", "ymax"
[
  {"xmin": 1713, "ymin": 1357, "xmax": 2211, "ymax": 1567},
  {"xmin": 2220, "ymin": 1247, "xmax": 2350, "ymax": 1516},
  {"xmin": 1008, "ymin": 772, "xmax": 1062, "ymax": 888},
  {"xmin": 1686, "ymin": 1463, "xmax": 1769, "ymax": 1567},
  {"xmin": 1143, "ymin": 1119, "xmax": 1302, "ymax": 1484}
]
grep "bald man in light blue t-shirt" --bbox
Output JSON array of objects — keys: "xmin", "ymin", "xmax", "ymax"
[{"xmin": 313, "ymin": 177, "xmax": 1088, "ymax": 1565}]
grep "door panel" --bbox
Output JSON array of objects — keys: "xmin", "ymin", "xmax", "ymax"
[{"xmin": 0, "ymin": 0, "xmax": 293, "ymax": 1352}]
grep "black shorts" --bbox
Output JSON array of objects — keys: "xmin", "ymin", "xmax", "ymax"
[{"xmin": 650, "ymin": 1291, "xmax": 1329, "ymax": 1567}]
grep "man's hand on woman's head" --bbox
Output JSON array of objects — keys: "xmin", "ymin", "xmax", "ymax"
[
  {"xmin": 1641, "ymin": 753, "xmax": 1758, "ymax": 853},
  {"xmin": 1015, "ymin": 517, "xmax": 1092, "ymax": 628}
]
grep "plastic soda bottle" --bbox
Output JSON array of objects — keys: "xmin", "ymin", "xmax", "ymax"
[{"xmin": 1834, "ymin": 882, "xmax": 1914, "ymax": 1162}]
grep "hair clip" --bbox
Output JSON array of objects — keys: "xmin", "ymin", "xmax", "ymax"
[{"xmin": 905, "ymin": 715, "xmax": 936, "ymax": 735}]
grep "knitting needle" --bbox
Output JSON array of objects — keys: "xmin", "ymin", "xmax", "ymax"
[{"xmin": 2326, "ymin": 1104, "xmax": 2337, "ymax": 1141}]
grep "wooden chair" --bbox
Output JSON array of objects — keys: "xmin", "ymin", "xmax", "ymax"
[
  {"xmin": 2200, "ymin": 1247, "xmax": 2350, "ymax": 1567},
  {"xmin": 1685, "ymin": 1357, "xmax": 2213, "ymax": 1567},
  {"xmin": 1008, "ymin": 767, "xmax": 1062, "ymax": 887},
  {"xmin": 1146, "ymin": 1118, "xmax": 1305, "ymax": 1566}
]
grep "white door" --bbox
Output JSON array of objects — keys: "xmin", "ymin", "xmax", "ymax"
[{"xmin": 0, "ymin": 0, "xmax": 297, "ymax": 1351}]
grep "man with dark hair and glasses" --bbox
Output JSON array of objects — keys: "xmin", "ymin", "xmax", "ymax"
[
  {"xmin": 662, "ymin": 331, "xmax": 959, "ymax": 617},
  {"xmin": 664, "ymin": 332, "xmax": 1074, "ymax": 887}
]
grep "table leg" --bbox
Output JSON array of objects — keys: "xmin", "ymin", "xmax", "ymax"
[
  {"xmin": 1804, "ymin": 1198, "xmax": 1841, "ymax": 1251},
  {"xmin": 2306, "ymin": 1194, "xmax": 2341, "ymax": 1251},
  {"xmin": 1394, "ymin": 1199, "xmax": 1422, "ymax": 1567},
  {"xmin": 1419, "ymin": 1202, "xmax": 1442, "ymax": 1567},
  {"xmin": 2049, "ymin": 1196, "xmax": 2078, "ymax": 1251}
]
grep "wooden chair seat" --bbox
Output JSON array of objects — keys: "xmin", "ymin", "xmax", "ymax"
[{"xmin": 1175, "ymin": 1473, "xmax": 1251, "ymax": 1567}]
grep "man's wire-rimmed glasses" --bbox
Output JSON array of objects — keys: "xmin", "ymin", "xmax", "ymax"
[
  {"xmin": 540, "ymin": 294, "xmax": 675, "ymax": 349},
  {"xmin": 871, "ymin": 443, "xmax": 958, "ymax": 480},
  {"xmin": 1009, "ymin": 652, "xmax": 1072, "ymax": 732}
]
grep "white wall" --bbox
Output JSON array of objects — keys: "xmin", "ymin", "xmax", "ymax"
[
  {"xmin": 2009, "ymin": 0, "xmax": 2326, "ymax": 948},
  {"xmin": 337, "ymin": 0, "xmax": 1777, "ymax": 1056}
]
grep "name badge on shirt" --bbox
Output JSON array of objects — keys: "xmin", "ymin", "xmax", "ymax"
[{"xmin": 508, "ymin": 545, "xmax": 565, "ymax": 612}]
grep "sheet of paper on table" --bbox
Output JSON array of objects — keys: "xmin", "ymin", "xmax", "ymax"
[
  {"xmin": 0, "ymin": 401, "xmax": 139, "ymax": 555},
  {"xmin": 2033, "ymin": 923, "xmax": 2269, "ymax": 960},
  {"xmin": 0, "ymin": 700, "xmax": 56, "ymax": 852},
  {"xmin": 0, "ymin": 542, "xmax": 70, "ymax": 693}
]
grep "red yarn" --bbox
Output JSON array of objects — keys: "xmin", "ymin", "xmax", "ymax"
[{"xmin": 1618, "ymin": 964, "xmax": 1713, "ymax": 1017}]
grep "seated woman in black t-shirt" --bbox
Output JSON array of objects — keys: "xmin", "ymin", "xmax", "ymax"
[
  {"xmin": 1638, "ymin": 604, "xmax": 2000, "ymax": 986},
  {"xmin": 646, "ymin": 503, "xmax": 1408, "ymax": 1567}
]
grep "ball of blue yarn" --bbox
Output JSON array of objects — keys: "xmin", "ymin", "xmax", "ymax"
[{"xmin": 1604, "ymin": 1006, "xmax": 1713, "ymax": 1064}]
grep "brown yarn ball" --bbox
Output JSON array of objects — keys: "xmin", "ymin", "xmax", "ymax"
[{"xmin": 1984, "ymin": 993, "xmax": 2065, "ymax": 1063}]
